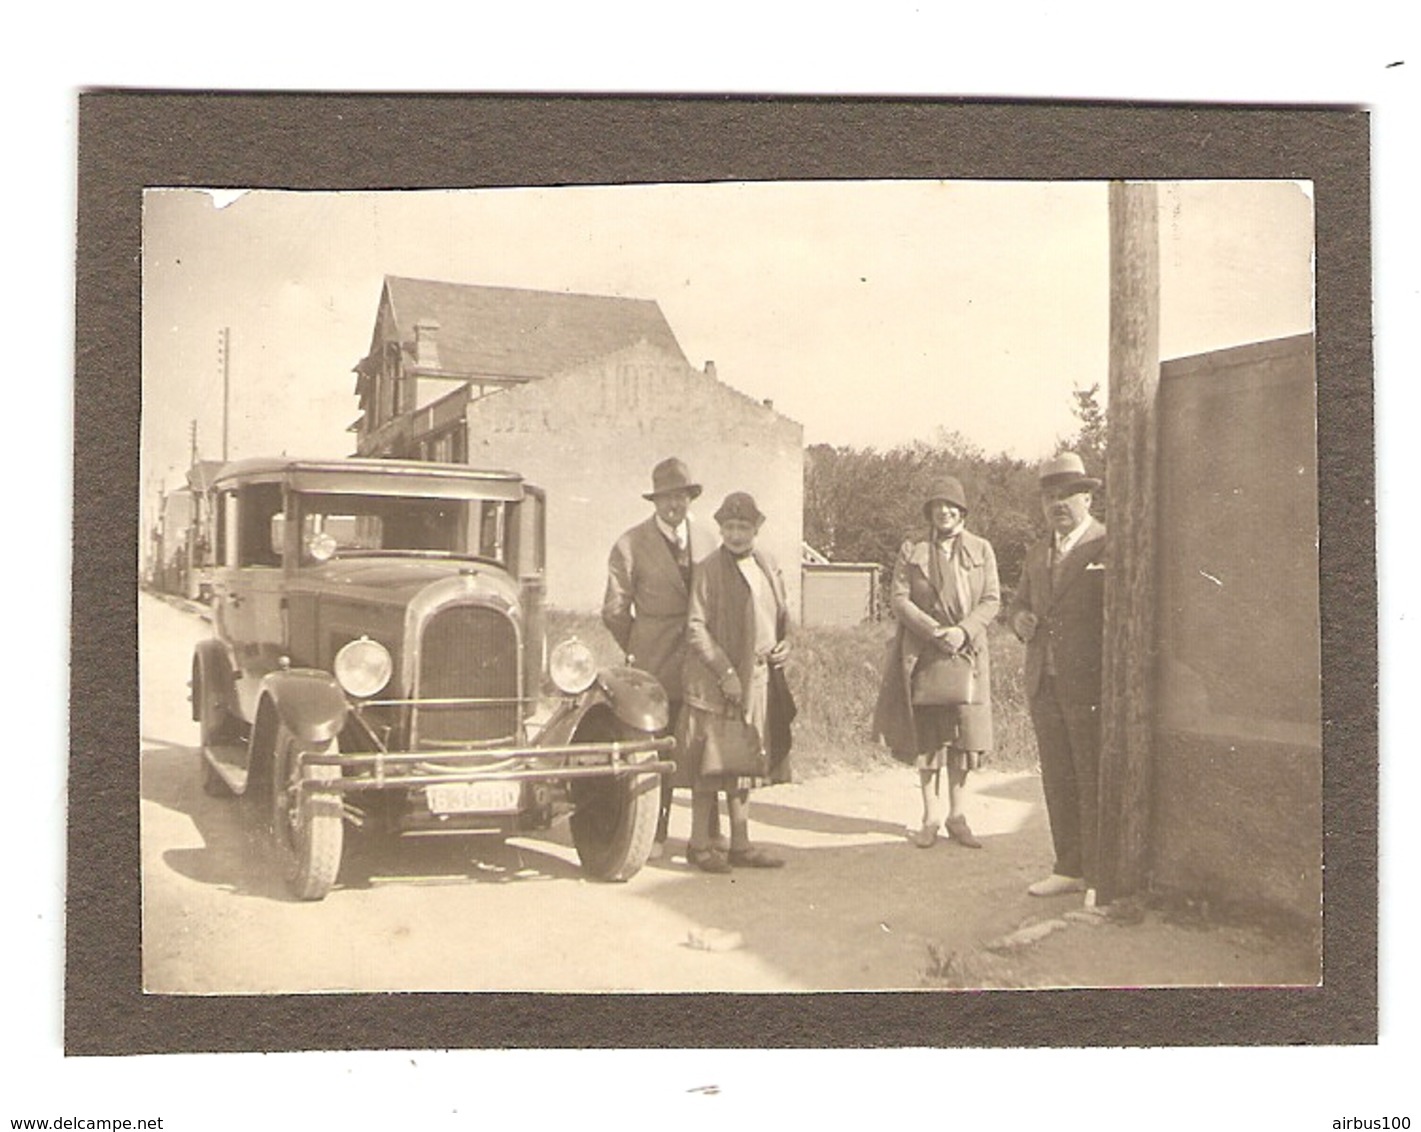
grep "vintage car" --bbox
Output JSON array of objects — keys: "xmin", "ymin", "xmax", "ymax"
[{"xmin": 190, "ymin": 457, "xmax": 673, "ymax": 899}]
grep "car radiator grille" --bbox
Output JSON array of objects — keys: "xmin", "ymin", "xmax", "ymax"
[{"xmin": 415, "ymin": 605, "xmax": 520, "ymax": 745}]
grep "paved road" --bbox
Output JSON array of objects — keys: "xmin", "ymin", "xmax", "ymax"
[{"xmin": 140, "ymin": 590, "xmax": 1060, "ymax": 994}]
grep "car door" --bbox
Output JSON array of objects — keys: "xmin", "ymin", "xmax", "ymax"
[{"xmin": 222, "ymin": 479, "xmax": 290, "ymax": 721}]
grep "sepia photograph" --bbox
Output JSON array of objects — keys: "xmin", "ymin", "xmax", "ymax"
[
  {"xmin": 41, "ymin": 46, "xmax": 1402, "ymax": 1128},
  {"xmin": 137, "ymin": 177, "xmax": 1324, "ymax": 997},
  {"xmin": 9, "ymin": 0, "xmax": 1407, "ymax": 1111}
]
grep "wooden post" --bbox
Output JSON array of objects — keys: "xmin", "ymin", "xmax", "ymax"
[{"xmin": 1099, "ymin": 181, "xmax": 1160, "ymax": 903}]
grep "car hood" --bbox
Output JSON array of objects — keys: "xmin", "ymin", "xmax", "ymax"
[{"xmin": 301, "ymin": 557, "xmax": 520, "ymax": 604}]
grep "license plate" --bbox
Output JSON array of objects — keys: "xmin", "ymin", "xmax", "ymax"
[{"xmin": 426, "ymin": 781, "xmax": 522, "ymax": 815}]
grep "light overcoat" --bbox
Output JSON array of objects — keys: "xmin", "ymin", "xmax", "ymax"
[
  {"xmin": 872, "ymin": 529, "xmax": 1001, "ymax": 758},
  {"xmin": 601, "ymin": 514, "xmax": 718, "ymax": 700},
  {"xmin": 1006, "ymin": 517, "xmax": 1107, "ymax": 704}
]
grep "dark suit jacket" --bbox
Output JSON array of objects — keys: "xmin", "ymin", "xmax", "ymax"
[
  {"xmin": 1008, "ymin": 517, "xmax": 1107, "ymax": 704},
  {"xmin": 601, "ymin": 514, "xmax": 717, "ymax": 700}
]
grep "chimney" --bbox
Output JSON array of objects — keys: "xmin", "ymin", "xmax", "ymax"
[
  {"xmin": 762, "ymin": 399, "xmax": 774, "ymax": 411},
  {"xmin": 704, "ymin": 360, "xmax": 717, "ymax": 380},
  {"xmin": 414, "ymin": 318, "xmax": 441, "ymax": 369}
]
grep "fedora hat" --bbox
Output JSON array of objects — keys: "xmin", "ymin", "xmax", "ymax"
[
  {"xmin": 1038, "ymin": 452, "xmax": 1101, "ymax": 493},
  {"xmin": 643, "ymin": 457, "xmax": 702, "ymax": 501},
  {"xmin": 713, "ymin": 491, "xmax": 764, "ymax": 525},
  {"xmin": 922, "ymin": 476, "xmax": 969, "ymax": 519}
]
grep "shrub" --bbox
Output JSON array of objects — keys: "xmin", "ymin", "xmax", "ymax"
[{"xmin": 543, "ymin": 610, "xmax": 1040, "ymax": 780}]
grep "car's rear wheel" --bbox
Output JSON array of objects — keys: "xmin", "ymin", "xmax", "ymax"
[
  {"xmin": 569, "ymin": 719, "xmax": 660, "ymax": 882},
  {"xmin": 271, "ymin": 722, "xmax": 344, "ymax": 901},
  {"xmin": 196, "ymin": 663, "xmax": 237, "ymax": 797}
]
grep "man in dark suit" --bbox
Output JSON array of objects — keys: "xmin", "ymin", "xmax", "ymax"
[
  {"xmin": 603, "ymin": 458, "xmax": 723, "ymax": 857},
  {"xmin": 1008, "ymin": 452, "xmax": 1107, "ymax": 907}
]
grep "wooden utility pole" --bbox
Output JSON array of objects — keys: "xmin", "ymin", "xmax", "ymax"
[
  {"xmin": 219, "ymin": 327, "xmax": 231, "ymax": 460},
  {"xmin": 1098, "ymin": 181, "xmax": 1160, "ymax": 903}
]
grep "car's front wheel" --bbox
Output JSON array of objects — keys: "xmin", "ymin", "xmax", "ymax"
[
  {"xmin": 271, "ymin": 722, "xmax": 344, "ymax": 900},
  {"xmin": 568, "ymin": 720, "xmax": 661, "ymax": 882}
]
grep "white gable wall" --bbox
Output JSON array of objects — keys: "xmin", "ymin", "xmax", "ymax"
[{"xmin": 463, "ymin": 342, "xmax": 804, "ymax": 614}]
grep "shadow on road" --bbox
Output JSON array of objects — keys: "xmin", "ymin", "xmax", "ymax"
[
  {"xmin": 973, "ymin": 773, "xmax": 1052, "ymax": 804},
  {"xmin": 142, "ymin": 744, "xmax": 588, "ymax": 903},
  {"xmin": 738, "ymin": 798, "xmax": 908, "ymax": 839},
  {"xmin": 338, "ymin": 832, "xmax": 585, "ymax": 890}
]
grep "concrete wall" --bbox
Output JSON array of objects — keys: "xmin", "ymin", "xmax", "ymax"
[
  {"xmin": 462, "ymin": 341, "xmax": 804, "ymax": 613},
  {"xmin": 1152, "ymin": 333, "xmax": 1321, "ymax": 926}
]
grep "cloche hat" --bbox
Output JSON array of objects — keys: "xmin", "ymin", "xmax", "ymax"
[
  {"xmin": 922, "ymin": 477, "xmax": 969, "ymax": 519},
  {"xmin": 713, "ymin": 491, "xmax": 764, "ymax": 525}
]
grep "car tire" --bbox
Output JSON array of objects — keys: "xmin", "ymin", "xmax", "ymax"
[
  {"xmin": 568, "ymin": 722, "xmax": 660, "ymax": 882},
  {"xmin": 271, "ymin": 721, "xmax": 345, "ymax": 901}
]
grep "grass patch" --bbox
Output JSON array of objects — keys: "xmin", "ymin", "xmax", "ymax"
[{"xmin": 544, "ymin": 610, "xmax": 1040, "ymax": 780}]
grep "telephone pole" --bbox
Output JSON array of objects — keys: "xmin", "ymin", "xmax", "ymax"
[
  {"xmin": 1098, "ymin": 180, "xmax": 1160, "ymax": 904},
  {"xmin": 218, "ymin": 327, "xmax": 231, "ymax": 460}
]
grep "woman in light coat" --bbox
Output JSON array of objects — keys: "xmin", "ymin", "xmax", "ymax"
[{"xmin": 872, "ymin": 478, "xmax": 1001, "ymax": 848}]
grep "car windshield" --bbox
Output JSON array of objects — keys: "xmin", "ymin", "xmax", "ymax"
[{"xmin": 295, "ymin": 492, "xmax": 507, "ymax": 564}]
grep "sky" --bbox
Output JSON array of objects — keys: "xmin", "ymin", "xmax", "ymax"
[{"xmin": 141, "ymin": 178, "xmax": 1314, "ymax": 502}]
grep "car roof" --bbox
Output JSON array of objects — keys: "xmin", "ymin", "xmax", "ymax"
[{"xmin": 210, "ymin": 457, "xmax": 529, "ymax": 501}]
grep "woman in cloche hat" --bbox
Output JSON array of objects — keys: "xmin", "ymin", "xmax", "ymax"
[
  {"xmin": 675, "ymin": 492, "xmax": 797, "ymax": 873},
  {"xmin": 872, "ymin": 477, "xmax": 1002, "ymax": 849}
]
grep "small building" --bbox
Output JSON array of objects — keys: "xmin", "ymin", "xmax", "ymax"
[
  {"xmin": 801, "ymin": 543, "xmax": 880, "ymax": 627},
  {"xmin": 352, "ymin": 276, "xmax": 804, "ymax": 612}
]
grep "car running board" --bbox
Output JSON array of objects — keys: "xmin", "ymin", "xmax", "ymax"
[{"xmin": 205, "ymin": 745, "xmax": 249, "ymax": 793}]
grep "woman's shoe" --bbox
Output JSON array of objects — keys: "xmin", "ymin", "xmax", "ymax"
[
  {"xmin": 944, "ymin": 815, "xmax": 982, "ymax": 849},
  {"xmin": 687, "ymin": 847, "xmax": 732, "ymax": 874},
  {"xmin": 910, "ymin": 823, "xmax": 939, "ymax": 849},
  {"xmin": 727, "ymin": 846, "xmax": 785, "ymax": 869}
]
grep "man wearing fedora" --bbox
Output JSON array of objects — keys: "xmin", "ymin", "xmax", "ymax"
[
  {"xmin": 1009, "ymin": 452, "xmax": 1108, "ymax": 907},
  {"xmin": 603, "ymin": 458, "xmax": 723, "ymax": 857}
]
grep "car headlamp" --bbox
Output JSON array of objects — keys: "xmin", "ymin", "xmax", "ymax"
[
  {"xmin": 306, "ymin": 530, "xmax": 338, "ymax": 563},
  {"xmin": 334, "ymin": 636, "xmax": 393, "ymax": 698},
  {"xmin": 548, "ymin": 638, "xmax": 597, "ymax": 696}
]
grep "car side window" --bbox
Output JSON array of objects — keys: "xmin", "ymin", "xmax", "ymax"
[
  {"xmin": 237, "ymin": 483, "xmax": 284, "ymax": 567},
  {"xmin": 216, "ymin": 491, "xmax": 236, "ymax": 567}
]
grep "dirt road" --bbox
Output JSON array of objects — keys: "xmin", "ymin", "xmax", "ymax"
[{"xmin": 140, "ymin": 591, "xmax": 1317, "ymax": 994}]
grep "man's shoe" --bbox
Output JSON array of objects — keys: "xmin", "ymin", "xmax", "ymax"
[
  {"xmin": 688, "ymin": 847, "xmax": 731, "ymax": 874},
  {"xmin": 943, "ymin": 815, "xmax": 983, "ymax": 849},
  {"xmin": 1028, "ymin": 873, "xmax": 1087, "ymax": 897},
  {"xmin": 727, "ymin": 847, "xmax": 785, "ymax": 869},
  {"xmin": 910, "ymin": 823, "xmax": 939, "ymax": 849},
  {"xmin": 711, "ymin": 833, "xmax": 731, "ymax": 852}
]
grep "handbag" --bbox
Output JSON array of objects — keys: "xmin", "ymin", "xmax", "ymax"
[
  {"xmin": 910, "ymin": 651, "xmax": 977, "ymax": 707},
  {"xmin": 697, "ymin": 713, "xmax": 771, "ymax": 777}
]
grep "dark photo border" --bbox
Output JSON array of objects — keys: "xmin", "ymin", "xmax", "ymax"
[{"xmin": 72, "ymin": 94, "xmax": 1376, "ymax": 1053}]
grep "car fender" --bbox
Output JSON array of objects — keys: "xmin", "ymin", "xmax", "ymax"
[
  {"xmin": 192, "ymin": 638, "xmax": 237, "ymax": 722},
  {"xmin": 535, "ymin": 667, "xmax": 668, "ymax": 749},
  {"xmin": 257, "ymin": 668, "xmax": 349, "ymax": 744},
  {"xmin": 596, "ymin": 666, "xmax": 670, "ymax": 735},
  {"xmin": 535, "ymin": 696, "xmax": 592, "ymax": 749}
]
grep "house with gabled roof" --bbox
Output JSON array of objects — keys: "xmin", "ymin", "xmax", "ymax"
[{"xmin": 351, "ymin": 275, "xmax": 804, "ymax": 612}]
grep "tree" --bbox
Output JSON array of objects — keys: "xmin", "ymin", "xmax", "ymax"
[{"xmin": 1058, "ymin": 382, "xmax": 1107, "ymax": 482}]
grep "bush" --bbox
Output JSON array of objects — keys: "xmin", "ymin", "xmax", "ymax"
[{"xmin": 543, "ymin": 610, "xmax": 1040, "ymax": 780}]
